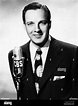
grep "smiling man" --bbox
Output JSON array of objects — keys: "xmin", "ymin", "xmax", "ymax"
[
  {"xmin": 23, "ymin": 2, "xmax": 51, "ymax": 47},
  {"xmin": 8, "ymin": 2, "xmax": 78, "ymax": 100}
]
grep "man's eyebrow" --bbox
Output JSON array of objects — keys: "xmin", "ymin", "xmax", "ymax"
[
  {"xmin": 26, "ymin": 21, "xmax": 34, "ymax": 24},
  {"xmin": 39, "ymin": 20, "xmax": 48, "ymax": 23},
  {"xmin": 41, "ymin": 20, "xmax": 47, "ymax": 22},
  {"xmin": 26, "ymin": 20, "xmax": 48, "ymax": 24}
]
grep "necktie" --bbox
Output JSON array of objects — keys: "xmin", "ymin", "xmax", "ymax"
[{"xmin": 34, "ymin": 48, "xmax": 43, "ymax": 94}]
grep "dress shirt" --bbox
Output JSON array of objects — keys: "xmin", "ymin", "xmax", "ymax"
[{"xmin": 29, "ymin": 35, "xmax": 51, "ymax": 73}]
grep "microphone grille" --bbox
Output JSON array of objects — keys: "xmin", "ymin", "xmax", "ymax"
[{"xmin": 13, "ymin": 46, "xmax": 22, "ymax": 60}]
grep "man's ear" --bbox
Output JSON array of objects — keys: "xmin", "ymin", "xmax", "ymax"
[{"xmin": 49, "ymin": 21, "xmax": 51, "ymax": 29}]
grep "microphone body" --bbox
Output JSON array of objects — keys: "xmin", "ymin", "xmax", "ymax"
[
  {"xmin": 12, "ymin": 46, "xmax": 24, "ymax": 79},
  {"xmin": 12, "ymin": 46, "xmax": 25, "ymax": 100}
]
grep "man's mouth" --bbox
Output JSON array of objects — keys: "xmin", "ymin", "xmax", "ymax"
[{"xmin": 33, "ymin": 34, "xmax": 42, "ymax": 38}]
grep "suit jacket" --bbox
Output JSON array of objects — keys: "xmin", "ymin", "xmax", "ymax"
[{"xmin": 8, "ymin": 36, "xmax": 78, "ymax": 100}]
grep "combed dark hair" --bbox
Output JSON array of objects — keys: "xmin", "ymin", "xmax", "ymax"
[{"xmin": 22, "ymin": 2, "xmax": 51, "ymax": 25}]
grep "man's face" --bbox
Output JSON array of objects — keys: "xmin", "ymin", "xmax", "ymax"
[{"xmin": 25, "ymin": 9, "xmax": 51, "ymax": 46}]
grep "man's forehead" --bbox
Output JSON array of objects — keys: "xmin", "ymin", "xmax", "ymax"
[{"xmin": 25, "ymin": 9, "xmax": 47, "ymax": 21}]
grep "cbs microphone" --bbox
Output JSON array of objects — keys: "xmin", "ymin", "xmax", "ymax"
[
  {"xmin": 12, "ymin": 46, "xmax": 25, "ymax": 100},
  {"xmin": 12, "ymin": 46, "xmax": 24, "ymax": 79}
]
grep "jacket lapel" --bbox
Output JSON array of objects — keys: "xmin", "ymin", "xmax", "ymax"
[{"xmin": 39, "ymin": 37, "xmax": 63, "ymax": 89}]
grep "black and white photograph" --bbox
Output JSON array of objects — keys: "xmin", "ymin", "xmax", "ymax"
[{"xmin": 0, "ymin": 0, "xmax": 78, "ymax": 105}]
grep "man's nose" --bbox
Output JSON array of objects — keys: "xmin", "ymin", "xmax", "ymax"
[{"xmin": 35, "ymin": 24, "xmax": 40, "ymax": 32}]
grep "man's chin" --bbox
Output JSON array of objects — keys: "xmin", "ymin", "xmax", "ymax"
[
  {"xmin": 33, "ymin": 41, "xmax": 42, "ymax": 46},
  {"xmin": 32, "ymin": 41, "xmax": 46, "ymax": 47}
]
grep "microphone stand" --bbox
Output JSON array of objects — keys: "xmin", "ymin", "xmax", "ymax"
[{"xmin": 16, "ymin": 78, "xmax": 20, "ymax": 100}]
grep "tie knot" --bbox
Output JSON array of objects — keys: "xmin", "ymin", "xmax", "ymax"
[{"xmin": 36, "ymin": 48, "xmax": 42, "ymax": 55}]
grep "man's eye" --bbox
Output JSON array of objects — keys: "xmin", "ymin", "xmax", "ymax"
[
  {"xmin": 41, "ymin": 21, "xmax": 47, "ymax": 25},
  {"xmin": 27, "ymin": 22, "xmax": 34, "ymax": 26}
]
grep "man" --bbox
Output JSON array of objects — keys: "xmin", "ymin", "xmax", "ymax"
[{"xmin": 8, "ymin": 2, "xmax": 78, "ymax": 100}]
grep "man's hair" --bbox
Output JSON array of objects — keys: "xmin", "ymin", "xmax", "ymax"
[{"xmin": 22, "ymin": 2, "xmax": 51, "ymax": 25}]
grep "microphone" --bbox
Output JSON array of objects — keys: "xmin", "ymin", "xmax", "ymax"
[{"xmin": 12, "ymin": 46, "xmax": 24, "ymax": 79}]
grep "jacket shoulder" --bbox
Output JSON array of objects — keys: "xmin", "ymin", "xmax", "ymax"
[
  {"xmin": 21, "ymin": 41, "xmax": 30, "ymax": 51},
  {"xmin": 8, "ymin": 49, "xmax": 13, "ymax": 59},
  {"xmin": 56, "ymin": 40, "xmax": 77, "ymax": 52}
]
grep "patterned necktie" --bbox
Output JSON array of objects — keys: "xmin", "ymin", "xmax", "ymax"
[{"xmin": 34, "ymin": 48, "xmax": 43, "ymax": 94}]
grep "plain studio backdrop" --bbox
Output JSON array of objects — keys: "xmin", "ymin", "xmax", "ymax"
[{"xmin": 0, "ymin": 0, "xmax": 78, "ymax": 99}]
